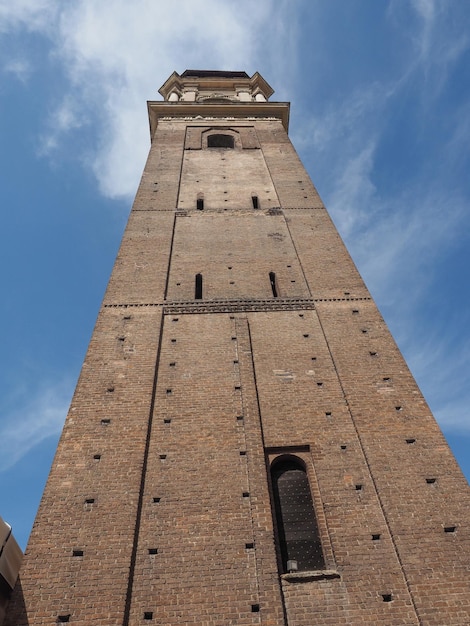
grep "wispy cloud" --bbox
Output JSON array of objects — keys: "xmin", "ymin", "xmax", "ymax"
[
  {"xmin": 2, "ymin": 58, "xmax": 31, "ymax": 82},
  {"xmin": 0, "ymin": 0, "xmax": 57, "ymax": 33},
  {"xmin": 0, "ymin": 381, "xmax": 71, "ymax": 472}
]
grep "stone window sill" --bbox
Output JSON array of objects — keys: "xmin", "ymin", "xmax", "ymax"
[{"xmin": 281, "ymin": 570, "xmax": 341, "ymax": 583}]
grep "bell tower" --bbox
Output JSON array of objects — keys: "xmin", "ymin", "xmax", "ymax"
[{"xmin": 6, "ymin": 70, "xmax": 470, "ymax": 626}]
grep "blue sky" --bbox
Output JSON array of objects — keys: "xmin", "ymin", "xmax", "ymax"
[{"xmin": 0, "ymin": 0, "xmax": 469, "ymax": 549}]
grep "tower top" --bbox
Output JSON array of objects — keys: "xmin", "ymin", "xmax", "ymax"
[
  {"xmin": 149, "ymin": 70, "xmax": 288, "ymax": 139},
  {"xmin": 158, "ymin": 70, "xmax": 274, "ymax": 103}
]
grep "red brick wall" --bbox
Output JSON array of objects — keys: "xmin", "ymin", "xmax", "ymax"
[{"xmin": 7, "ymin": 104, "xmax": 470, "ymax": 626}]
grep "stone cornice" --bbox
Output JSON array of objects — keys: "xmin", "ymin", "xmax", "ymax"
[{"xmin": 147, "ymin": 101, "xmax": 290, "ymax": 139}]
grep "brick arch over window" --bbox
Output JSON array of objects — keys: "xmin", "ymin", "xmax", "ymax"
[
  {"xmin": 207, "ymin": 133, "xmax": 235, "ymax": 148},
  {"xmin": 270, "ymin": 455, "xmax": 325, "ymax": 572},
  {"xmin": 202, "ymin": 128, "xmax": 241, "ymax": 150}
]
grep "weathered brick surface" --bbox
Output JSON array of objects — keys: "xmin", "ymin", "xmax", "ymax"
[
  {"xmin": 7, "ymin": 76, "xmax": 470, "ymax": 626},
  {"xmin": 6, "ymin": 307, "xmax": 162, "ymax": 625}
]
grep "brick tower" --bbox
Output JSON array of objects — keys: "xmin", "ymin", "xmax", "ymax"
[{"xmin": 6, "ymin": 70, "xmax": 470, "ymax": 625}]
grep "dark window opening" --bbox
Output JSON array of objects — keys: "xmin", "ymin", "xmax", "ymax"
[
  {"xmin": 207, "ymin": 134, "xmax": 234, "ymax": 148},
  {"xmin": 196, "ymin": 197, "xmax": 204, "ymax": 210},
  {"xmin": 269, "ymin": 272, "xmax": 278, "ymax": 298},
  {"xmin": 195, "ymin": 273, "xmax": 203, "ymax": 299},
  {"xmin": 252, "ymin": 195, "xmax": 259, "ymax": 209},
  {"xmin": 271, "ymin": 457, "xmax": 325, "ymax": 573}
]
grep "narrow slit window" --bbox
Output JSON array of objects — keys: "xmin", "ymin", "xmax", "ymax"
[
  {"xmin": 195, "ymin": 273, "xmax": 203, "ymax": 299},
  {"xmin": 207, "ymin": 134, "xmax": 234, "ymax": 148},
  {"xmin": 196, "ymin": 196, "xmax": 204, "ymax": 210},
  {"xmin": 252, "ymin": 195, "xmax": 259, "ymax": 209},
  {"xmin": 271, "ymin": 457, "xmax": 325, "ymax": 572},
  {"xmin": 269, "ymin": 272, "xmax": 278, "ymax": 298}
]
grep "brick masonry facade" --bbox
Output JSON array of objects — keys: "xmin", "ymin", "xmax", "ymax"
[{"xmin": 5, "ymin": 71, "xmax": 470, "ymax": 625}]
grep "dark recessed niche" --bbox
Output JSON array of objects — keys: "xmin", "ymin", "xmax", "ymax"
[
  {"xmin": 231, "ymin": 336, "xmax": 237, "ymax": 341},
  {"xmin": 355, "ymin": 484, "xmax": 363, "ymax": 491},
  {"xmin": 169, "ymin": 362, "xmax": 176, "ymax": 367},
  {"xmin": 245, "ymin": 542, "xmax": 254, "ymax": 549},
  {"xmin": 72, "ymin": 550, "xmax": 84, "ymax": 557},
  {"xmin": 172, "ymin": 317, "xmax": 179, "ymax": 322},
  {"xmin": 303, "ymin": 334, "xmax": 309, "ymax": 338},
  {"xmin": 236, "ymin": 415, "xmax": 244, "ymax": 421},
  {"xmin": 383, "ymin": 377, "xmax": 391, "ymax": 382},
  {"xmin": 233, "ymin": 360, "xmax": 239, "ymax": 364},
  {"xmin": 372, "ymin": 533, "xmax": 381, "ymax": 541},
  {"xmin": 251, "ymin": 604, "xmax": 260, "ymax": 613},
  {"xmin": 148, "ymin": 548, "xmax": 158, "ymax": 555},
  {"xmin": 153, "ymin": 497, "xmax": 161, "ymax": 503},
  {"xmin": 163, "ymin": 419, "xmax": 171, "ymax": 424},
  {"xmin": 242, "ymin": 492, "xmax": 250, "ymax": 498},
  {"xmin": 369, "ymin": 351, "xmax": 378, "ymax": 357},
  {"xmin": 234, "ymin": 385, "xmax": 241, "ymax": 390},
  {"xmin": 361, "ymin": 328, "xmax": 368, "ymax": 334},
  {"xmin": 406, "ymin": 438, "xmax": 416, "ymax": 444},
  {"xmin": 352, "ymin": 309, "xmax": 359, "ymax": 314},
  {"xmin": 118, "ymin": 336, "xmax": 125, "ymax": 342},
  {"xmin": 123, "ymin": 315, "xmax": 131, "ymax": 320},
  {"xmin": 166, "ymin": 389, "xmax": 172, "ymax": 395},
  {"xmin": 325, "ymin": 411, "xmax": 332, "ymax": 417},
  {"xmin": 395, "ymin": 406, "xmax": 403, "ymax": 411},
  {"xmin": 93, "ymin": 454, "xmax": 101, "ymax": 460},
  {"xmin": 299, "ymin": 313, "xmax": 304, "ymax": 317},
  {"xmin": 107, "ymin": 386, "xmax": 115, "ymax": 393},
  {"xmin": 240, "ymin": 451, "xmax": 247, "ymax": 456},
  {"xmin": 171, "ymin": 338, "xmax": 177, "ymax": 343},
  {"xmin": 340, "ymin": 445, "xmax": 347, "ymax": 450},
  {"xmin": 382, "ymin": 593, "xmax": 393, "ymax": 602},
  {"xmin": 426, "ymin": 478, "xmax": 437, "ymax": 484},
  {"xmin": 311, "ymin": 357, "xmax": 317, "ymax": 361},
  {"xmin": 84, "ymin": 498, "xmax": 95, "ymax": 504},
  {"xmin": 101, "ymin": 419, "xmax": 111, "ymax": 425},
  {"xmin": 317, "ymin": 382, "xmax": 323, "ymax": 387},
  {"xmin": 144, "ymin": 612, "xmax": 153, "ymax": 620},
  {"xmin": 57, "ymin": 616, "xmax": 71, "ymax": 623},
  {"xmin": 159, "ymin": 454, "xmax": 167, "ymax": 460},
  {"xmin": 444, "ymin": 526, "xmax": 456, "ymax": 533}
]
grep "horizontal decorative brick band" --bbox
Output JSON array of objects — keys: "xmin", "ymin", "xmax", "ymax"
[{"xmin": 103, "ymin": 296, "xmax": 372, "ymax": 311}]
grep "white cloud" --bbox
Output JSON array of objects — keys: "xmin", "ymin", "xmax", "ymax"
[
  {"xmin": 44, "ymin": 0, "xmax": 278, "ymax": 198},
  {"xmin": 0, "ymin": 381, "xmax": 71, "ymax": 472},
  {"xmin": 0, "ymin": 0, "xmax": 57, "ymax": 33},
  {"xmin": 2, "ymin": 58, "xmax": 31, "ymax": 82}
]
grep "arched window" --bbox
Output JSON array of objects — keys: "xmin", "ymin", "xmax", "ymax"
[
  {"xmin": 207, "ymin": 134, "xmax": 234, "ymax": 148},
  {"xmin": 271, "ymin": 457, "xmax": 325, "ymax": 572}
]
